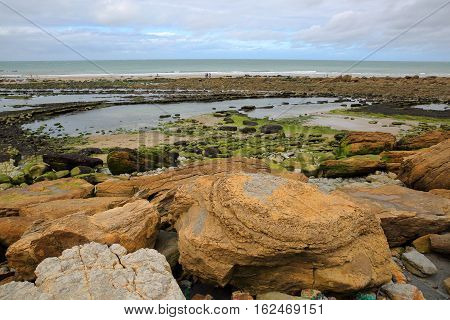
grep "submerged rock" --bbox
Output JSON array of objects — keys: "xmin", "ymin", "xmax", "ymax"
[
  {"xmin": 161, "ymin": 172, "xmax": 391, "ymax": 294},
  {"xmin": 0, "ymin": 243, "xmax": 184, "ymax": 300}
]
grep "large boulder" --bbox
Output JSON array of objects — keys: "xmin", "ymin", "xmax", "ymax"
[
  {"xmin": 6, "ymin": 200, "xmax": 159, "ymax": 280},
  {"xmin": 0, "ymin": 243, "xmax": 184, "ymax": 300},
  {"xmin": 335, "ymin": 185, "xmax": 450, "ymax": 246},
  {"xmin": 340, "ymin": 132, "xmax": 396, "ymax": 156},
  {"xmin": 398, "ymin": 139, "xmax": 450, "ymax": 191},
  {"xmin": 96, "ymin": 157, "xmax": 270, "ymax": 198},
  {"xmin": 319, "ymin": 155, "xmax": 385, "ymax": 178},
  {"xmin": 380, "ymin": 150, "xmax": 419, "ymax": 174},
  {"xmin": 43, "ymin": 153, "xmax": 103, "ymax": 171},
  {"xmin": 395, "ymin": 130, "xmax": 450, "ymax": 150},
  {"xmin": 160, "ymin": 173, "xmax": 391, "ymax": 293},
  {"xmin": 0, "ymin": 178, "xmax": 94, "ymax": 217}
]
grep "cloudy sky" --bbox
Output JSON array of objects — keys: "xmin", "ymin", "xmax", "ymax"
[{"xmin": 0, "ymin": 0, "xmax": 449, "ymax": 61}]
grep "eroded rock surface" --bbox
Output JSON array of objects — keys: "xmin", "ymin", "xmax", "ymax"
[
  {"xmin": 0, "ymin": 243, "xmax": 184, "ymax": 300},
  {"xmin": 160, "ymin": 172, "xmax": 391, "ymax": 293}
]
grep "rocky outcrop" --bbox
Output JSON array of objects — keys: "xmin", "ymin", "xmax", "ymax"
[
  {"xmin": 96, "ymin": 157, "xmax": 270, "ymax": 198},
  {"xmin": 159, "ymin": 173, "xmax": 391, "ymax": 293},
  {"xmin": 43, "ymin": 153, "xmax": 103, "ymax": 171},
  {"xmin": 395, "ymin": 130, "xmax": 450, "ymax": 150},
  {"xmin": 335, "ymin": 185, "xmax": 450, "ymax": 246},
  {"xmin": 379, "ymin": 150, "xmax": 419, "ymax": 174},
  {"xmin": 0, "ymin": 178, "xmax": 94, "ymax": 217},
  {"xmin": 398, "ymin": 139, "xmax": 450, "ymax": 191},
  {"xmin": 319, "ymin": 155, "xmax": 385, "ymax": 178},
  {"xmin": 0, "ymin": 243, "xmax": 184, "ymax": 300},
  {"xmin": 6, "ymin": 200, "xmax": 159, "ymax": 280},
  {"xmin": 340, "ymin": 132, "xmax": 396, "ymax": 156}
]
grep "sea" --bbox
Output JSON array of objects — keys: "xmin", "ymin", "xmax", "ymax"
[{"xmin": 0, "ymin": 59, "xmax": 449, "ymax": 78}]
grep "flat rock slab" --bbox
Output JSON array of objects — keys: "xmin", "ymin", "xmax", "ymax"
[
  {"xmin": 0, "ymin": 242, "xmax": 184, "ymax": 300},
  {"xmin": 335, "ymin": 185, "xmax": 450, "ymax": 246},
  {"xmin": 0, "ymin": 178, "xmax": 94, "ymax": 217},
  {"xmin": 401, "ymin": 247, "xmax": 438, "ymax": 277}
]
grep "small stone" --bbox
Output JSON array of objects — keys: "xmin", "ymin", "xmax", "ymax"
[
  {"xmin": 191, "ymin": 294, "xmax": 213, "ymax": 300},
  {"xmin": 301, "ymin": 289, "xmax": 322, "ymax": 300},
  {"xmin": 381, "ymin": 283, "xmax": 425, "ymax": 300},
  {"xmin": 412, "ymin": 235, "xmax": 432, "ymax": 254},
  {"xmin": 401, "ymin": 247, "xmax": 438, "ymax": 277},
  {"xmin": 70, "ymin": 166, "xmax": 94, "ymax": 177},
  {"xmin": 232, "ymin": 291, "xmax": 253, "ymax": 300},
  {"xmin": 443, "ymin": 278, "xmax": 450, "ymax": 295}
]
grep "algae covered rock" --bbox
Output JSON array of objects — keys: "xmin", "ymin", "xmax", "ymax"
[{"xmin": 319, "ymin": 155, "xmax": 385, "ymax": 178}]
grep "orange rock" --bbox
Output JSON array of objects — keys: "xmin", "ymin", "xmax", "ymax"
[
  {"xmin": 341, "ymin": 132, "xmax": 396, "ymax": 156},
  {"xmin": 429, "ymin": 189, "xmax": 450, "ymax": 199},
  {"xmin": 380, "ymin": 150, "xmax": 419, "ymax": 174},
  {"xmin": 412, "ymin": 235, "xmax": 432, "ymax": 254},
  {"xmin": 232, "ymin": 291, "xmax": 254, "ymax": 300},
  {"xmin": 398, "ymin": 139, "xmax": 450, "ymax": 191},
  {"xmin": 396, "ymin": 130, "xmax": 450, "ymax": 150},
  {"xmin": 164, "ymin": 173, "xmax": 391, "ymax": 294},
  {"xmin": 6, "ymin": 200, "xmax": 159, "ymax": 280},
  {"xmin": 191, "ymin": 294, "xmax": 213, "ymax": 300},
  {"xmin": 389, "ymin": 260, "xmax": 407, "ymax": 284}
]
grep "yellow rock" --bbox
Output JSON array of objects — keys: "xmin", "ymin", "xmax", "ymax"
[{"xmin": 412, "ymin": 235, "xmax": 432, "ymax": 253}]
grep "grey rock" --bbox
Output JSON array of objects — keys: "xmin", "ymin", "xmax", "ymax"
[
  {"xmin": 0, "ymin": 242, "xmax": 184, "ymax": 300},
  {"xmin": 402, "ymin": 247, "xmax": 438, "ymax": 277},
  {"xmin": 381, "ymin": 283, "xmax": 424, "ymax": 300},
  {"xmin": 154, "ymin": 231, "xmax": 179, "ymax": 269}
]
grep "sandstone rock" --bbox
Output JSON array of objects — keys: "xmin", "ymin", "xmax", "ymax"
[
  {"xmin": 0, "ymin": 243, "xmax": 184, "ymax": 300},
  {"xmin": 381, "ymin": 283, "xmax": 425, "ymax": 300},
  {"xmin": 256, "ymin": 292, "xmax": 304, "ymax": 300},
  {"xmin": 396, "ymin": 130, "xmax": 450, "ymax": 150},
  {"xmin": 75, "ymin": 173, "xmax": 113, "ymax": 185},
  {"xmin": 398, "ymin": 139, "xmax": 450, "ymax": 191},
  {"xmin": 340, "ymin": 132, "xmax": 396, "ymax": 156},
  {"xmin": 191, "ymin": 293, "xmax": 213, "ymax": 300},
  {"xmin": 429, "ymin": 189, "xmax": 450, "ymax": 199},
  {"xmin": 429, "ymin": 233, "xmax": 450, "ymax": 255},
  {"xmin": 154, "ymin": 231, "xmax": 179, "ymax": 269},
  {"xmin": 0, "ymin": 178, "xmax": 94, "ymax": 217},
  {"xmin": 319, "ymin": 155, "xmax": 385, "ymax": 178},
  {"xmin": 401, "ymin": 247, "xmax": 438, "ymax": 277},
  {"xmin": 43, "ymin": 153, "xmax": 103, "ymax": 171},
  {"xmin": 390, "ymin": 260, "xmax": 407, "ymax": 284},
  {"xmin": 232, "ymin": 291, "xmax": 253, "ymax": 300},
  {"xmin": 164, "ymin": 173, "xmax": 391, "ymax": 293},
  {"xmin": 6, "ymin": 200, "xmax": 159, "ymax": 280},
  {"xmin": 96, "ymin": 158, "xmax": 270, "ymax": 198},
  {"xmin": 0, "ymin": 216, "xmax": 35, "ymax": 246},
  {"xmin": 412, "ymin": 235, "xmax": 432, "ymax": 254},
  {"xmin": 380, "ymin": 150, "xmax": 419, "ymax": 174},
  {"xmin": 443, "ymin": 278, "xmax": 450, "ymax": 295},
  {"xmin": 335, "ymin": 185, "xmax": 450, "ymax": 246}
]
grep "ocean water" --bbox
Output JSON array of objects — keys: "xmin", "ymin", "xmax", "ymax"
[{"xmin": 1, "ymin": 60, "xmax": 449, "ymax": 77}]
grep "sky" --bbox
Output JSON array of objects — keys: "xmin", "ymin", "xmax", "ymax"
[{"xmin": 0, "ymin": 0, "xmax": 449, "ymax": 61}]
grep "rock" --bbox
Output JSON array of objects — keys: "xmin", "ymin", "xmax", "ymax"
[
  {"xmin": 0, "ymin": 178, "xmax": 94, "ymax": 217},
  {"xmin": 10, "ymin": 171, "xmax": 27, "ymax": 185},
  {"xmin": 163, "ymin": 173, "xmax": 391, "ymax": 293},
  {"xmin": 55, "ymin": 170, "xmax": 70, "ymax": 179},
  {"xmin": 218, "ymin": 126, "xmax": 237, "ymax": 132},
  {"xmin": 401, "ymin": 247, "xmax": 438, "ymax": 277},
  {"xmin": 0, "ymin": 174, "xmax": 11, "ymax": 184},
  {"xmin": 75, "ymin": 173, "xmax": 112, "ymax": 185},
  {"xmin": 429, "ymin": 233, "xmax": 450, "ymax": 255},
  {"xmin": 6, "ymin": 200, "xmax": 159, "ymax": 280},
  {"xmin": 340, "ymin": 132, "xmax": 396, "ymax": 156},
  {"xmin": 191, "ymin": 293, "xmax": 213, "ymax": 300},
  {"xmin": 232, "ymin": 291, "xmax": 253, "ymax": 300},
  {"xmin": 243, "ymin": 120, "xmax": 258, "ymax": 126},
  {"xmin": 256, "ymin": 292, "xmax": 304, "ymax": 300},
  {"xmin": 398, "ymin": 139, "xmax": 450, "ymax": 191},
  {"xmin": 0, "ymin": 183, "xmax": 12, "ymax": 191},
  {"xmin": 34, "ymin": 171, "xmax": 58, "ymax": 182},
  {"xmin": 154, "ymin": 231, "xmax": 179, "ymax": 268},
  {"xmin": 0, "ymin": 243, "xmax": 184, "ymax": 299},
  {"xmin": 380, "ymin": 150, "xmax": 419, "ymax": 174},
  {"xmin": 412, "ymin": 235, "xmax": 432, "ymax": 253},
  {"xmin": 396, "ymin": 130, "xmax": 450, "ymax": 150},
  {"xmin": 260, "ymin": 124, "xmax": 283, "ymax": 134},
  {"xmin": 429, "ymin": 189, "xmax": 450, "ymax": 199},
  {"xmin": 240, "ymin": 105, "xmax": 256, "ymax": 112},
  {"xmin": 0, "ymin": 216, "xmax": 35, "ymax": 246},
  {"xmin": 390, "ymin": 260, "xmax": 407, "ymax": 284},
  {"xmin": 203, "ymin": 146, "xmax": 220, "ymax": 158},
  {"xmin": 444, "ymin": 278, "xmax": 450, "ymax": 295},
  {"xmin": 70, "ymin": 166, "xmax": 94, "ymax": 177},
  {"xmin": 78, "ymin": 147, "xmax": 102, "ymax": 156},
  {"xmin": 381, "ymin": 283, "xmax": 425, "ymax": 300},
  {"xmin": 301, "ymin": 289, "xmax": 322, "ymax": 300},
  {"xmin": 24, "ymin": 163, "xmax": 49, "ymax": 180},
  {"xmin": 335, "ymin": 185, "xmax": 450, "ymax": 246},
  {"xmin": 319, "ymin": 155, "xmax": 385, "ymax": 178},
  {"xmin": 107, "ymin": 149, "xmax": 179, "ymax": 175},
  {"xmin": 240, "ymin": 127, "xmax": 256, "ymax": 134},
  {"xmin": 355, "ymin": 292, "xmax": 376, "ymax": 300},
  {"xmin": 43, "ymin": 153, "xmax": 103, "ymax": 171}
]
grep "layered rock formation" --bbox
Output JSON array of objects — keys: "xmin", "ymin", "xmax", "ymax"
[
  {"xmin": 0, "ymin": 243, "xmax": 184, "ymax": 300},
  {"xmin": 319, "ymin": 155, "xmax": 385, "ymax": 178},
  {"xmin": 340, "ymin": 131, "xmax": 396, "ymax": 156},
  {"xmin": 336, "ymin": 185, "xmax": 450, "ymax": 246},
  {"xmin": 158, "ymin": 172, "xmax": 392, "ymax": 293},
  {"xmin": 7, "ymin": 200, "xmax": 159, "ymax": 280},
  {"xmin": 398, "ymin": 139, "xmax": 450, "ymax": 191},
  {"xmin": 395, "ymin": 130, "xmax": 450, "ymax": 150}
]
